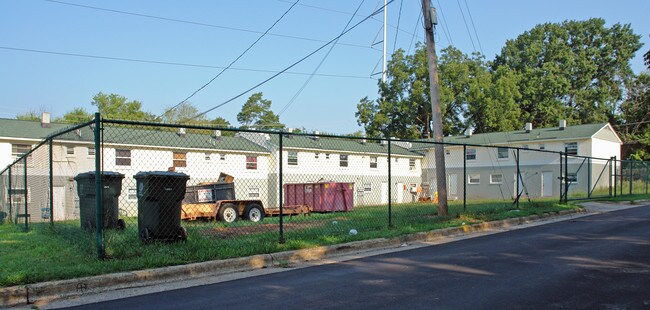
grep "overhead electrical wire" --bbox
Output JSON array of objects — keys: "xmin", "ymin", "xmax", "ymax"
[
  {"xmin": 391, "ymin": 0, "xmax": 404, "ymax": 55},
  {"xmin": 278, "ymin": 0, "xmax": 366, "ymax": 116},
  {"xmin": 43, "ymin": 0, "xmax": 374, "ymax": 51},
  {"xmin": 463, "ymin": 0, "xmax": 484, "ymax": 54},
  {"xmin": 160, "ymin": 0, "xmax": 301, "ymax": 119},
  {"xmin": 0, "ymin": 46, "xmax": 371, "ymax": 79},
  {"xmin": 187, "ymin": 0, "xmax": 395, "ymax": 122},
  {"xmin": 435, "ymin": 0, "xmax": 454, "ymax": 46},
  {"xmin": 407, "ymin": 13, "xmax": 422, "ymax": 55},
  {"xmin": 456, "ymin": 0, "xmax": 477, "ymax": 52}
]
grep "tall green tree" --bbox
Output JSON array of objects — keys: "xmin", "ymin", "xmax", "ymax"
[
  {"xmin": 91, "ymin": 92, "xmax": 158, "ymax": 121},
  {"xmin": 356, "ymin": 45, "xmax": 521, "ymax": 139},
  {"xmin": 15, "ymin": 110, "xmax": 42, "ymax": 121},
  {"xmin": 237, "ymin": 92, "xmax": 284, "ymax": 129},
  {"xmin": 494, "ymin": 18, "xmax": 642, "ymax": 127},
  {"xmin": 161, "ymin": 102, "xmax": 205, "ymax": 124},
  {"xmin": 55, "ymin": 107, "xmax": 93, "ymax": 124},
  {"xmin": 620, "ymin": 72, "xmax": 650, "ymax": 159}
]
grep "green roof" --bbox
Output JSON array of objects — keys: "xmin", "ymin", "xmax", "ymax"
[
  {"xmin": 269, "ymin": 134, "xmax": 422, "ymax": 157},
  {"xmin": 410, "ymin": 123, "xmax": 611, "ymax": 150},
  {"xmin": 0, "ymin": 118, "xmax": 268, "ymax": 153}
]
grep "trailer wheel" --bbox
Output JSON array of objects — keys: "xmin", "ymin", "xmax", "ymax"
[
  {"xmin": 117, "ymin": 219, "xmax": 126, "ymax": 230},
  {"xmin": 245, "ymin": 204, "xmax": 265, "ymax": 223},
  {"xmin": 219, "ymin": 203, "xmax": 239, "ymax": 223},
  {"xmin": 140, "ymin": 228, "xmax": 152, "ymax": 244},
  {"xmin": 177, "ymin": 226, "xmax": 188, "ymax": 241}
]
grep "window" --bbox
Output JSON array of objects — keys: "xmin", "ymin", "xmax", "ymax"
[
  {"xmin": 115, "ymin": 149, "xmax": 131, "ymax": 166},
  {"xmin": 409, "ymin": 159, "xmax": 416, "ymax": 170},
  {"xmin": 205, "ymin": 153, "xmax": 211, "ymax": 161},
  {"xmin": 566, "ymin": 173, "xmax": 578, "ymax": 183},
  {"xmin": 466, "ymin": 148, "xmax": 477, "ymax": 160},
  {"xmin": 248, "ymin": 187, "xmax": 260, "ymax": 198},
  {"xmin": 315, "ymin": 153, "xmax": 319, "ymax": 159},
  {"xmin": 325, "ymin": 153, "xmax": 330, "ymax": 159},
  {"xmin": 363, "ymin": 183, "xmax": 372, "ymax": 192},
  {"xmin": 490, "ymin": 174, "xmax": 503, "ymax": 184},
  {"xmin": 173, "ymin": 152, "xmax": 187, "ymax": 167},
  {"xmin": 539, "ymin": 144, "xmax": 546, "ymax": 150},
  {"xmin": 370, "ymin": 157, "xmax": 378, "ymax": 168},
  {"xmin": 340, "ymin": 154, "xmax": 349, "ymax": 167},
  {"xmin": 9, "ymin": 188, "xmax": 30, "ymax": 204},
  {"xmin": 87, "ymin": 147, "xmax": 95, "ymax": 156},
  {"xmin": 219, "ymin": 154, "xmax": 226, "ymax": 161},
  {"xmin": 288, "ymin": 151, "xmax": 298, "ymax": 166},
  {"xmin": 565, "ymin": 142, "xmax": 578, "ymax": 156},
  {"xmin": 445, "ymin": 149, "xmax": 451, "ymax": 156},
  {"xmin": 468, "ymin": 174, "xmax": 480, "ymax": 184},
  {"xmin": 127, "ymin": 188, "xmax": 137, "ymax": 200},
  {"xmin": 66, "ymin": 145, "xmax": 75, "ymax": 155},
  {"xmin": 246, "ymin": 155, "xmax": 258, "ymax": 170},
  {"xmin": 497, "ymin": 147, "xmax": 509, "ymax": 159},
  {"xmin": 12, "ymin": 144, "xmax": 31, "ymax": 160}
]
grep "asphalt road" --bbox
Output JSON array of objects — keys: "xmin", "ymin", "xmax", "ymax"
[{"xmin": 64, "ymin": 206, "xmax": 650, "ymax": 310}]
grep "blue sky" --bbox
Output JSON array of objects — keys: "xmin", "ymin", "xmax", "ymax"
[{"xmin": 1, "ymin": 0, "xmax": 648, "ymax": 134}]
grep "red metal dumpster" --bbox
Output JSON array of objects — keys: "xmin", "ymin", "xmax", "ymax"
[{"xmin": 283, "ymin": 182, "xmax": 354, "ymax": 212}]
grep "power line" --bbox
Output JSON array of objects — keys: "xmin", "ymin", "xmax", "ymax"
[
  {"xmin": 0, "ymin": 46, "xmax": 373, "ymax": 79},
  {"xmin": 44, "ymin": 0, "xmax": 375, "ymax": 51},
  {"xmin": 161, "ymin": 0, "xmax": 300, "ymax": 119},
  {"xmin": 188, "ymin": 1, "xmax": 394, "ymax": 122},
  {"xmin": 436, "ymin": 0, "xmax": 454, "ymax": 46},
  {"xmin": 464, "ymin": 0, "xmax": 484, "ymax": 54},
  {"xmin": 278, "ymin": 0, "xmax": 366, "ymax": 116},
  {"xmin": 407, "ymin": 13, "xmax": 422, "ymax": 55},
  {"xmin": 456, "ymin": 0, "xmax": 477, "ymax": 52},
  {"xmin": 391, "ymin": 0, "xmax": 404, "ymax": 55}
]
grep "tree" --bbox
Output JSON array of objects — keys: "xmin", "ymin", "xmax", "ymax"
[
  {"xmin": 55, "ymin": 107, "xmax": 93, "ymax": 124},
  {"xmin": 161, "ymin": 102, "xmax": 205, "ymax": 124},
  {"xmin": 356, "ymin": 45, "xmax": 521, "ymax": 139},
  {"xmin": 237, "ymin": 92, "xmax": 284, "ymax": 129},
  {"xmin": 16, "ymin": 110, "xmax": 42, "ymax": 121},
  {"xmin": 494, "ymin": 18, "xmax": 642, "ymax": 127},
  {"xmin": 91, "ymin": 92, "xmax": 158, "ymax": 121},
  {"xmin": 620, "ymin": 72, "xmax": 650, "ymax": 160}
]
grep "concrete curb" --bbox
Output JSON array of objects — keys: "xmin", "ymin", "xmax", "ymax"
[{"xmin": 0, "ymin": 208, "xmax": 586, "ymax": 307}]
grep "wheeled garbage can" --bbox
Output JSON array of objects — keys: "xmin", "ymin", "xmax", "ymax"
[
  {"xmin": 74, "ymin": 171, "xmax": 125, "ymax": 231},
  {"xmin": 134, "ymin": 171, "xmax": 190, "ymax": 243}
]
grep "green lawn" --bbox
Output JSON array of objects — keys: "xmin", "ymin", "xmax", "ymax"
[{"xmin": 0, "ymin": 199, "xmax": 585, "ymax": 287}]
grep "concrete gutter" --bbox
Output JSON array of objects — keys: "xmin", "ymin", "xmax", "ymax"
[{"xmin": 0, "ymin": 208, "xmax": 595, "ymax": 308}]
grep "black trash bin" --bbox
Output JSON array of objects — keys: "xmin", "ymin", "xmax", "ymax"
[
  {"xmin": 74, "ymin": 171, "xmax": 125, "ymax": 231},
  {"xmin": 134, "ymin": 171, "xmax": 190, "ymax": 243}
]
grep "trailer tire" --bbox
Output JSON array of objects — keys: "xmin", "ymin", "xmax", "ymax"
[
  {"xmin": 245, "ymin": 204, "xmax": 265, "ymax": 223},
  {"xmin": 219, "ymin": 203, "xmax": 239, "ymax": 223}
]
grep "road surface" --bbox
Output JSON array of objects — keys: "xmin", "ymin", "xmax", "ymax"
[{"xmin": 63, "ymin": 205, "xmax": 650, "ymax": 309}]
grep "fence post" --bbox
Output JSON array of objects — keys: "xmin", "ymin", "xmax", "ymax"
[
  {"xmin": 8, "ymin": 167, "xmax": 12, "ymax": 224},
  {"xmin": 646, "ymin": 162, "xmax": 648, "ymax": 195},
  {"xmin": 608, "ymin": 157, "xmax": 613, "ymax": 197},
  {"xmin": 559, "ymin": 152, "xmax": 563, "ymax": 203},
  {"xmin": 23, "ymin": 156, "xmax": 28, "ymax": 231},
  {"xmin": 387, "ymin": 138, "xmax": 392, "ymax": 227},
  {"xmin": 278, "ymin": 132, "xmax": 284, "ymax": 244},
  {"xmin": 49, "ymin": 138, "xmax": 54, "ymax": 225},
  {"xmin": 629, "ymin": 161, "xmax": 633, "ymax": 195},
  {"xmin": 564, "ymin": 146, "xmax": 569, "ymax": 203},
  {"xmin": 516, "ymin": 148, "xmax": 520, "ymax": 209},
  {"xmin": 93, "ymin": 113, "xmax": 104, "ymax": 259},
  {"xmin": 463, "ymin": 145, "xmax": 466, "ymax": 213},
  {"xmin": 613, "ymin": 157, "xmax": 617, "ymax": 197},
  {"xmin": 587, "ymin": 157, "xmax": 591, "ymax": 199}
]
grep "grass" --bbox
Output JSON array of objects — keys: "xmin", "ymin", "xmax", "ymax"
[{"xmin": 0, "ymin": 199, "xmax": 587, "ymax": 287}]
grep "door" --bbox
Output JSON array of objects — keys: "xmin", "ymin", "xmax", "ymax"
[
  {"xmin": 53, "ymin": 186, "xmax": 65, "ymax": 221},
  {"xmin": 542, "ymin": 171, "xmax": 553, "ymax": 197},
  {"xmin": 396, "ymin": 183, "xmax": 403, "ymax": 203},
  {"xmin": 447, "ymin": 174, "xmax": 457, "ymax": 196},
  {"xmin": 380, "ymin": 182, "xmax": 388, "ymax": 204}
]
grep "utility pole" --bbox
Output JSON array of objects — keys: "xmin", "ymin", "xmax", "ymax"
[
  {"xmin": 382, "ymin": 0, "xmax": 387, "ymax": 83},
  {"xmin": 421, "ymin": 0, "xmax": 448, "ymax": 215}
]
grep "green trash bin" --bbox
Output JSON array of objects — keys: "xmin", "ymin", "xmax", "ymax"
[
  {"xmin": 134, "ymin": 171, "xmax": 190, "ymax": 243},
  {"xmin": 74, "ymin": 171, "xmax": 125, "ymax": 231}
]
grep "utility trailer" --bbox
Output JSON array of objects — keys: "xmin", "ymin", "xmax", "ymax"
[{"xmin": 181, "ymin": 173, "xmax": 311, "ymax": 223}]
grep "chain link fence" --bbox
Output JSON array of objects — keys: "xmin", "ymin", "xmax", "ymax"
[{"xmin": 1, "ymin": 116, "xmax": 649, "ymax": 262}]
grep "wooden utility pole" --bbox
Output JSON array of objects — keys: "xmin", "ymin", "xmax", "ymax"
[{"xmin": 420, "ymin": 0, "xmax": 448, "ymax": 215}]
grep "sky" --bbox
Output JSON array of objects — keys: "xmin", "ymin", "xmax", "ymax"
[{"xmin": 1, "ymin": 0, "xmax": 649, "ymax": 134}]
